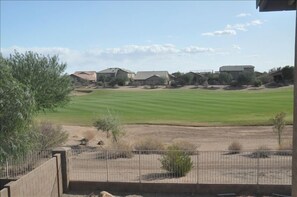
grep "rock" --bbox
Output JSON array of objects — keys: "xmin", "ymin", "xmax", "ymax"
[
  {"xmin": 97, "ymin": 140, "xmax": 104, "ymax": 145},
  {"xmin": 99, "ymin": 191, "xmax": 114, "ymax": 197}
]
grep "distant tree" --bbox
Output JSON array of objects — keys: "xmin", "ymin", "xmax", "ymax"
[
  {"xmin": 281, "ymin": 66, "xmax": 294, "ymax": 83},
  {"xmin": 218, "ymin": 72, "xmax": 233, "ymax": 85},
  {"xmin": 6, "ymin": 51, "xmax": 72, "ymax": 111},
  {"xmin": 206, "ymin": 73, "xmax": 219, "ymax": 85},
  {"xmin": 271, "ymin": 112, "xmax": 286, "ymax": 147},
  {"xmin": 237, "ymin": 71, "xmax": 255, "ymax": 86},
  {"xmin": 258, "ymin": 72, "xmax": 273, "ymax": 84}
]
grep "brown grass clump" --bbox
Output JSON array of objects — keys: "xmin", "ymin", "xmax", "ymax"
[
  {"xmin": 110, "ymin": 141, "xmax": 134, "ymax": 158},
  {"xmin": 171, "ymin": 140, "xmax": 198, "ymax": 155},
  {"xmin": 134, "ymin": 137, "xmax": 165, "ymax": 154},
  {"xmin": 83, "ymin": 130, "xmax": 96, "ymax": 141},
  {"xmin": 228, "ymin": 141, "xmax": 242, "ymax": 154}
]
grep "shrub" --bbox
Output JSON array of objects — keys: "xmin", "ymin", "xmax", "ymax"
[
  {"xmin": 97, "ymin": 141, "xmax": 133, "ymax": 159},
  {"xmin": 228, "ymin": 141, "xmax": 242, "ymax": 154},
  {"xmin": 159, "ymin": 145, "xmax": 193, "ymax": 177},
  {"xmin": 33, "ymin": 121, "xmax": 68, "ymax": 150},
  {"xmin": 253, "ymin": 79, "xmax": 262, "ymax": 87},
  {"xmin": 251, "ymin": 146, "xmax": 271, "ymax": 158},
  {"xmin": 171, "ymin": 140, "xmax": 198, "ymax": 155},
  {"xmin": 93, "ymin": 110, "xmax": 124, "ymax": 142},
  {"xmin": 134, "ymin": 138, "xmax": 164, "ymax": 154}
]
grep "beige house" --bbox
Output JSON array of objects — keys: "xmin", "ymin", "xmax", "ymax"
[
  {"xmin": 97, "ymin": 68, "xmax": 135, "ymax": 82},
  {"xmin": 219, "ymin": 65, "xmax": 254, "ymax": 79},
  {"xmin": 70, "ymin": 71, "xmax": 97, "ymax": 83},
  {"xmin": 134, "ymin": 71, "xmax": 173, "ymax": 85}
]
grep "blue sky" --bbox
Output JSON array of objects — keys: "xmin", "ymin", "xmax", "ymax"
[{"xmin": 0, "ymin": 1, "xmax": 295, "ymax": 74}]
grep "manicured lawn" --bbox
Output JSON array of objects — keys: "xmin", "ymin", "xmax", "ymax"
[{"xmin": 37, "ymin": 87, "xmax": 293, "ymax": 126}]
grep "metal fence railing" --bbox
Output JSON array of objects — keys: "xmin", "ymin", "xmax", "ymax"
[
  {"xmin": 70, "ymin": 149, "xmax": 292, "ymax": 185},
  {"xmin": 0, "ymin": 150, "xmax": 52, "ymax": 179}
]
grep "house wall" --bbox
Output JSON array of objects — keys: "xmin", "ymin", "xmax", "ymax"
[
  {"xmin": 116, "ymin": 70, "xmax": 129, "ymax": 79},
  {"xmin": 4, "ymin": 154, "xmax": 62, "ymax": 197},
  {"xmin": 144, "ymin": 76, "xmax": 167, "ymax": 85}
]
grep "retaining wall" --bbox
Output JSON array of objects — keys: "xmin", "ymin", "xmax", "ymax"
[
  {"xmin": 69, "ymin": 181, "xmax": 291, "ymax": 196},
  {"xmin": 3, "ymin": 154, "xmax": 62, "ymax": 197}
]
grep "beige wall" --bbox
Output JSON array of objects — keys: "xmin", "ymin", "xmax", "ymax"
[
  {"xmin": 4, "ymin": 154, "xmax": 62, "ymax": 197},
  {"xmin": 0, "ymin": 188, "xmax": 9, "ymax": 197}
]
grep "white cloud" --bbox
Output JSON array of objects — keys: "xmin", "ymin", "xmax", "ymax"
[
  {"xmin": 1, "ymin": 44, "xmax": 217, "ymax": 73},
  {"xmin": 202, "ymin": 19, "xmax": 264, "ymax": 36},
  {"xmin": 183, "ymin": 46, "xmax": 214, "ymax": 53},
  {"xmin": 236, "ymin": 13, "xmax": 251, "ymax": 18},
  {"xmin": 249, "ymin": 20, "xmax": 263, "ymax": 26},
  {"xmin": 202, "ymin": 29, "xmax": 237, "ymax": 36},
  {"xmin": 233, "ymin": 45, "xmax": 241, "ymax": 50}
]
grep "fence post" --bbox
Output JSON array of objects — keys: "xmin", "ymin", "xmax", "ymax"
[
  {"xmin": 52, "ymin": 147, "xmax": 71, "ymax": 193},
  {"xmin": 106, "ymin": 150, "xmax": 109, "ymax": 182},
  {"xmin": 6, "ymin": 159, "xmax": 9, "ymax": 178},
  {"xmin": 139, "ymin": 150, "xmax": 141, "ymax": 183}
]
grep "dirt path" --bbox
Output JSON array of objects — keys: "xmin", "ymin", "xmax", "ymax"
[{"xmin": 63, "ymin": 125, "xmax": 293, "ymax": 151}]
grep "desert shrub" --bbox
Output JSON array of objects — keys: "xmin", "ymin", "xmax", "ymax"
[
  {"xmin": 253, "ymin": 79, "xmax": 262, "ymax": 87},
  {"xmin": 134, "ymin": 138, "xmax": 164, "ymax": 154},
  {"xmin": 33, "ymin": 121, "xmax": 68, "ymax": 150},
  {"xmin": 228, "ymin": 141, "xmax": 242, "ymax": 154},
  {"xmin": 93, "ymin": 110, "xmax": 124, "ymax": 142},
  {"xmin": 159, "ymin": 145, "xmax": 193, "ymax": 177},
  {"xmin": 97, "ymin": 141, "xmax": 133, "ymax": 159},
  {"xmin": 251, "ymin": 146, "xmax": 271, "ymax": 158},
  {"xmin": 171, "ymin": 140, "xmax": 198, "ymax": 155}
]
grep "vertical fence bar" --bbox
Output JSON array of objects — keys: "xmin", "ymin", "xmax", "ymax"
[
  {"xmin": 139, "ymin": 150, "xmax": 141, "ymax": 183},
  {"xmin": 105, "ymin": 150, "xmax": 109, "ymax": 182},
  {"xmin": 256, "ymin": 156, "xmax": 259, "ymax": 185},
  {"xmin": 196, "ymin": 151, "xmax": 199, "ymax": 184},
  {"xmin": 6, "ymin": 159, "xmax": 9, "ymax": 178}
]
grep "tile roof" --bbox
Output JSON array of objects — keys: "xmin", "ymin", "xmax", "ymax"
[
  {"xmin": 71, "ymin": 71, "xmax": 97, "ymax": 81},
  {"xmin": 134, "ymin": 71, "xmax": 169, "ymax": 80}
]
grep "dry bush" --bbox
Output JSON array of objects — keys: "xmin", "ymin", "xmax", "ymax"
[
  {"xmin": 171, "ymin": 140, "xmax": 198, "ymax": 155},
  {"xmin": 97, "ymin": 141, "xmax": 133, "ymax": 159},
  {"xmin": 134, "ymin": 137, "xmax": 165, "ymax": 154},
  {"xmin": 251, "ymin": 146, "xmax": 271, "ymax": 158},
  {"xmin": 34, "ymin": 121, "xmax": 68, "ymax": 150},
  {"xmin": 228, "ymin": 141, "xmax": 242, "ymax": 154},
  {"xmin": 83, "ymin": 130, "xmax": 96, "ymax": 142}
]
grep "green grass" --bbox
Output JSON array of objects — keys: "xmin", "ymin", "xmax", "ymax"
[{"xmin": 37, "ymin": 87, "xmax": 293, "ymax": 126}]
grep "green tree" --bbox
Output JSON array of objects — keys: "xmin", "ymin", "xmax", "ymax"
[
  {"xmin": 281, "ymin": 65, "xmax": 294, "ymax": 83},
  {"xmin": 0, "ymin": 51, "xmax": 72, "ymax": 162},
  {"xmin": 237, "ymin": 71, "xmax": 255, "ymax": 86},
  {"xmin": 93, "ymin": 111, "xmax": 123, "ymax": 142},
  {"xmin": 0, "ymin": 66, "xmax": 37, "ymax": 163},
  {"xmin": 271, "ymin": 112, "xmax": 286, "ymax": 147},
  {"xmin": 6, "ymin": 51, "xmax": 72, "ymax": 111},
  {"xmin": 219, "ymin": 72, "xmax": 233, "ymax": 85}
]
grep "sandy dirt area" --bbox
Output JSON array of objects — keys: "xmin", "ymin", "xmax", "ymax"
[{"xmin": 63, "ymin": 124, "xmax": 293, "ymax": 151}]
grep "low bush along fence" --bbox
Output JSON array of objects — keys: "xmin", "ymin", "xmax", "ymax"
[{"xmin": 69, "ymin": 148, "xmax": 292, "ymax": 185}]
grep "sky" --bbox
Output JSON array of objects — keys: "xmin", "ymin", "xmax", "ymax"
[{"xmin": 0, "ymin": 0, "xmax": 295, "ymax": 74}]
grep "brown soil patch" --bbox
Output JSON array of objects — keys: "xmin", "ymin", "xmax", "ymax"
[{"xmin": 63, "ymin": 125, "xmax": 293, "ymax": 151}]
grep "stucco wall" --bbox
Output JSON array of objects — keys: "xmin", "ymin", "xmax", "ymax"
[{"xmin": 4, "ymin": 154, "xmax": 62, "ymax": 197}]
